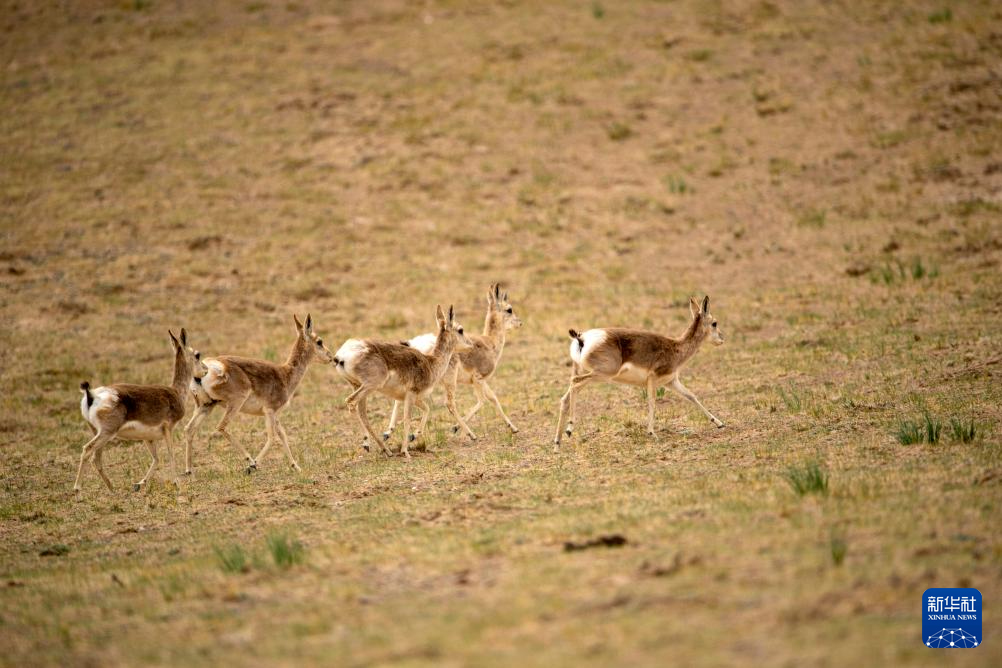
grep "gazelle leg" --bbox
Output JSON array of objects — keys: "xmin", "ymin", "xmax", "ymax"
[
  {"xmin": 183, "ymin": 402, "xmax": 215, "ymax": 475},
  {"xmin": 134, "ymin": 440, "xmax": 159, "ymax": 492},
  {"xmin": 355, "ymin": 392, "xmax": 392, "ymax": 455},
  {"xmin": 480, "ymin": 380, "xmax": 517, "ymax": 433},
  {"xmin": 460, "ymin": 382, "xmax": 485, "ymax": 428},
  {"xmin": 214, "ymin": 397, "xmax": 255, "ymax": 465},
  {"xmin": 646, "ymin": 375, "xmax": 657, "ymax": 437},
  {"xmin": 344, "ymin": 384, "xmax": 367, "ymax": 409},
  {"xmin": 92, "ymin": 446, "xmax": 114, "ymax": 492},
  {"xmin": 414, "ymin": 397, "xmax": 431, "ymax": 441},
  {"xmin": 565, "ymin": 364, "xmax": 588, "ymax": 438},
  {"xmin": 554, "ymin": 373, "xmax": 598, "ymax": 448},
  {"xmin": 670, "ymin": 376, "xmax": 724, "ymax": 428},
  {"xmin": 445, "ymin": 378, "xmax": 476, "ymax": 441},
  {"xmin": 162, "ymin": 425, "xmax": 180, "ymax": 486},
  {"xmin": 272, "ymin": 413, "xmax": 301, "ymax": 472},
  {"xmin": 399, "ymin": 393, "xmax": 413, "ymax": 459},
  {"xmin": 249, "ymin": 408, "xmax": 277, "ymax": 472},
  {"xmin": 384, "ymin": 400, "xmax": 400, "ymax": 441},
  {"xmin": 74, "ymin": 431, "xmax": 113, "ymax": 492}
]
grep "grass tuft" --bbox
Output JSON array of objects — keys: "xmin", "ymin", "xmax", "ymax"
[
  {"xmin": 830, "ymin": 530, "xmax": 847, "ymax": 566},
  {"xmin": 923, "ymin": 412, "xmax": 942, "ymax": 444},
  {"xmin": 949, "ymin": 417, "xmax": 977, "ymax": 443},
  {"xmin": 266, "ymin": 532, "xmax": 305, "ymax": 569},
  {"xmin": 214, "ymin": 544, "xmax": 249, "ymax": 574},
  {"xmin": 777, "ymin": 386, "xmax": 802, "ymax": 413},
  {"xmin": 784, "ymin": 460, "xmax": 829, "ymax": 496},
  {"xmin": 897, "ymin": 420, "xmax": 923, "ymax": 445}
]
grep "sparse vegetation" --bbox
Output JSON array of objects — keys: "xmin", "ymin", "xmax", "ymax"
[
  {"xmin": 897, "ymin": 420, "xmax": 924, "ymax": 445},
  {"xmin": 214, "ymin": 544, "xmax": 249, "ymax": 574},
  {"xmin": 266, "ymin": 532, "xmax": 305, "ymax": 569},
  {"xmin": 949, "ymin": 417, "xmax": 977, "ymax": 443},
  {"xmin": 2, "ymin": 1, "xmax": 1000, "ymax": 666},
  {"xmin": 784, "ymin": 460, "xmax": 829, "ymax": 497}
]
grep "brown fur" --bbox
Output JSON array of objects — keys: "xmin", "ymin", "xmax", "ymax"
[
  {"xmin": 73, "ymin": 330, "xmax": 196, "ymax": 493},
  {"xmin": 337, "ymin": 305, "xmax": 474, "ymax": 458},
  {"xmin": 553, "ymin": 296, "xmax": 724, "ymax": 446},
  {"xmin": 183, "ymin": 315, "xmax": 333, "ymax": 474}
]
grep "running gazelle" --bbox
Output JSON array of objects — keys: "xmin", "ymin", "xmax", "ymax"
[
  {"xmin": 184, "ymin": 314, "xmax": 334, "ymax": 474},
  {"xmin": 553, "ymin": 296, "xmax": 724, "ymax": 447},
  {"xmin": 384, "ymin": 283, "xmax": 522, "ymax": 441},
  {"xmin": 75, "ymin": 329, "xmax": 200, "ymax": 492},
  {"xmin": 333, "ymin": 305, "xmax": 474, "ymax": 458}
]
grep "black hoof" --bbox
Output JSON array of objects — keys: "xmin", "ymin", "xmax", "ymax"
[
  {"xmin": 183, "ymin": 471, "xmax": 193, "ymax": 477},
  {"xmin": 362, "ymin": 443, "xmax": 370, "ymax": 452},
  {"xmin": 132, "ymin": 483, "xmax": 141, "ymax": 492},
  {"xmin": 382, "ymin": 432, "xmax": 391, "ymax": 441},
  {"xmin": 451, "ymin": 425, "xmax": 460, "ymax": 434},
  {"xmin": 245, "ymin": 463, "xmax": 257, "ymax": 474},
  {"xmin": 408, "ymin": 434, "xmax": 416, "ymax": 443}
]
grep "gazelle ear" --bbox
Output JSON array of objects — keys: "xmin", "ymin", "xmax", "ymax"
[
  {"xmin": 168, "ymin": 330, "xmax": 180, "ymax": 350},
  {"xmin": 180, "ymin": 328, "xmax": 187, "ymax": 347},
  {"xmin": 689, "ymin": 297, "xmax": 700, "ymax": 319},
  {"xmin": 305, "ymin": 313, "xmax": 313, "ymax": 335},
  {"xmin": 435, "ymin": 304, "xmax": 446, "ymax": 328},
  {"xmin": 494, "ymin": 283, "xmax": 501, "ymax": 301},
  {"xmin": 502, "ymin": 291, "xmax": 508, "ymax": 302},
  {"xmin": 293, "ymin": 314, "xmax": 303, "ymax": 331},
  {"xmin": 701, "ymin": 296, "xmax": 710, "ymax": 315},
  {"xmin": 487, "ymin": 286, "xmax": 497, "ymax": 306},
  {"xmin": 448, "ymin": 305, "xmax": 455, "ymax": 324}
]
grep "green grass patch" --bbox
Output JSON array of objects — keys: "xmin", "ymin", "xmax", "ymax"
[
  {"xmin": 784, "ymin": 460, "xmax": 829, "ymax": 496},
  {"xmin": 949, "ymin": 417, "xmax": 977, "ymax": 443},
  {"xmin": 214, "ymin": 544, "xmax": 250, "ymax": 574},
  {"xmin": 266, "ymin": 532, "xmax": 305, "ymax": 569}
]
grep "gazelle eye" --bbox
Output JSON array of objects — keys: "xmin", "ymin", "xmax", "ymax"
[
  {"xmin": 458, "ymin": 327, "xmax": 464, "ymax": 334},
  {"xmin": 194, "ymin": 351, "xmax": 201, "ymax": 360},
  {"xmin": 506, "ymin": 307, "xmax": 513, "ymax": 314},
  {"xmin": 316, "ymin": 339, "xmax": 323, "ymax": 346},
  {"xmin": 711, "ymin": 322, "xmax": 717, "ymax": 328}
]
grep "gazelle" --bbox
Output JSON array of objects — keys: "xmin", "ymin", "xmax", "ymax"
[
  {"xmin": 384, "ymin": 283, "xmax": 522, "ymax": 440},
  {"xmin": 333, "ymin": 305, "xmax": 474, "ymax": 458},
  {"xmin": 183, "ymin": 314, "xmax": 334, "ymax": 474},
  {"xmin": 553, "ymin": 296, "xmax": 725, "ymax": 448},
  {"xmin": 74, "ymin": 329, "xmax": 199, "ymax": 493}
]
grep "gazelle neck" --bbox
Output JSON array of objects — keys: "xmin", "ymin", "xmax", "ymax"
[
  {"xmin": 483, "ymin": 309, "xmax": 506, "ymax": 343},
  {"xmin": 282, "ymin": 334, "xmax": 313, "ymax": 392},
  {"xmin": 676, "ymin": 315, "xmax": 708, "ymax": 365},
  {"xmin": 170, "ymin": 347, "xmax": 191, "ymax": 396},
  {"xmin": 429, "ymin": 328, "xmax": 456, "ymax": 379}
]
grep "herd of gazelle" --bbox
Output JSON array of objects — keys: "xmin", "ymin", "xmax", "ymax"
[{"xmin": 75, "ymin": 285, "xmax": 725, "ymax": 492}]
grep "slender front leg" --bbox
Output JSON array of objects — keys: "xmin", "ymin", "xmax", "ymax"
[
  {"xmin": 670, "ymin": 376, "xmax": 724, "ymax": 428},
  {"xmin": 74, "ymin": 431, "xmax": 113, "ymax": 492},
  {"xmin": 480, "ymin": 380, "xmax": 517, "ymax": 433},
  {"xmin": 400, "ymin": 393, "xmax": 413, "ymax": 459},
  {"xmin": 183, "ymin": 402, "xmax": 215, "ymax": 475},
  {"xmin": 564, "ymin": 364, "xmax": 586, "ymax": 439},
  {"xmin": 134, "ymin": 440, "xmax": 159, "ymax": 492},
  {"xmin": 384, "ymin": 400, "xmax": 400, "ymax": 441},
  {"xmin": 272, "ymin": 414, "xmax": 302, "ymax": 472},
  {"xmin": 414, "ymin": 397, "xmax": 431, "ymax": 435},
  {"xmin": 162, "ymin": 425, "xmax": 180, "ymax": 486},
  {"xmin": 645, "ymin": 375, "xmax": 657, "ymax": 437}
]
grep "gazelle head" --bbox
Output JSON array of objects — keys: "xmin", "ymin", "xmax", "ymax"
[
  {"xmin": 169, "ymin": 328, "xmax": 207, "ymax": 377},
  {"xmin": 294, "ymin": 313, "xmax": 336, "ymax": 363},
  {"xmin": 488, "ymin": 283, "xmax": 522, "ymax": 330},
  {"xmin": 690, "ymin": 295, "xmax": 723, "ymax": 346},
  {"xmin": 437, "ymin": 304, "xmax": 474, "ymax": 351}
]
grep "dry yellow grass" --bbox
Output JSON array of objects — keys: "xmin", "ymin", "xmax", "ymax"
[{"xmin": 1, "ymin": 1, "xmax": 1001, "ymax": 665}]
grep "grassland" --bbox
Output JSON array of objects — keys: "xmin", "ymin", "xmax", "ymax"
[{"xmin": 1, "ymin": 1, "xmax": 1001, "ymax": 665}]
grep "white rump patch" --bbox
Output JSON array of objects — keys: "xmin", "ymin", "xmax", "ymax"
[
  {"xmin": 197, "ymin": 359, "xmax": 229, "ymax": 399},
  {"xmin": 570, "ymin": 329, "xmax": 609, "ymax": 366},
  {"xmin": 81, "ymin": 386, "xmax": 119, "ymax": 428},
  {"xmin": 406, "ymin": 333, "xmax": 437, "ymax": 355}
]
